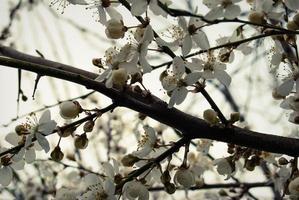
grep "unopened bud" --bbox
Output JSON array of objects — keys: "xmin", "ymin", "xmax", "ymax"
[
  {"xmin": 165, "ymin": 182, "xmax": 176, "ymax": 194},
  {"xmin": 92, "ymin": 58, "xmax": 103, "ymax": 68},
  {"xmin": 294, "ymin": 13, "xmax": 299, "ymax": 26},
  {"xmin": 50, "ymin": 146, "xmax": 64, "ymax": 162},
  {"xmin": 203, "ymin": 109, "xmax": 219, "ymax": 125},
  {"xmin": 174, "ymin": 168, "xmax": 195, "ymax": 188},
  {"xmin": 74, "ymin": 133, "xmax": 89, "ymax": 149},
  {"xmin": 83, "ymin": 120, "xmax": 94, "ymax": 132},
  {"xmin": 245, "ymin": 159, "xmax": 256, "ymax": 171},
  {"xmin": 15, "ymin": 125, "xmax": 28, "ymax": 135},
  {"xmin": 130, "ymin": 73, "xmax": 143, "ymax": 84},
  {"xmin": 121, "ymin": 154, "xmax": 140, "ymax": 167},
  {"xmin": 112, "ymin": 68, "xmax": 128, "ymax": 89},
  {"xmin": 278, "ymin": 157, "xmax": 289, "ymax": 165},
  {"xmin": 248, "ymin": 11, "xmax": 265, "ymax": 24},
  {"xmin": 230, "ymin": 112, "xmax": 240, "ymax": 123},
  {"xmin": 161, "ymin": 171, "xmax": 171, "ymax": 184},
  {"xmin": 60, "ymin": 101, "xmax": 82, "ymax": 119},
  {"xmin": 58, "ymin": 126, "xmax": 76, "ymax": 137},
  {"xmin": 105, "ymin": 19, "xmax": 126, "ymax": 39}
]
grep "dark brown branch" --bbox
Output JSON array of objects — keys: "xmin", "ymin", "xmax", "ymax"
[{"xmin": 0, "ymin": 50, "xmax": 299, "ymax": 157}]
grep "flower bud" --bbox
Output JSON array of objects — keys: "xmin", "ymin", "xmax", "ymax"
[
  {"xmin": 74, "ymin": 133, "xmax": 88, "ymax": 149},
  {"xmin": 230, "ymin": 112, "xmax": 240, "ymax": 123},
  {"xmin": 105, "ymin": 19, "xmax": 126, "ymax": 39},
  {"xmin": 83, "ymin": 120, "xmax": 94, "ymax": 132},
  {"xmin": 58, "ymin": 126, "xmax": 76, "ymax": 137},
  {"xmin": 59, "ymin": 101, "xmax": 82, "ymax": 119},
  {"xmin": 164, "ymin": 182, "xmax": 176, "ymax": 194},
  {"xmin": 248, "ymin": 11, "xmax": 265, "ymax": 24},
  {"xmin": 50, "ymin": 146, "xmax": 64, "ymax": 161},
  {"xmin": 278, "ymin": 157, "xmax": 289, "ymax": 165},
  {"xmin": 112, "ymin": 68, "xmax": 128, "ymax": 89},
  {"xmin": 174, "ymin": 168, "xmax": 195, "ymax": 188},
  {"xmin": 293, "ymin": 13, "xmax": 299, "ymax": 26},
  {"xmin": 121, "ymin": 154, "xmax": 140, "ymax": 167},
  {"xmin": 15, "ymin": 124, "xmax": 28, "ymax": 135},
  {"xmin": 287, "ymin": 21, "xmax": 299, "ymax": 31},
  {"xmin": 203, "ymin": 109, "xmax": 219, "ymax": 125},
  {"xmin": 161, "ymin": 171, "xmax": 171, "ymax": 184}
]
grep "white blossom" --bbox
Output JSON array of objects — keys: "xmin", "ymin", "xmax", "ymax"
[
  {"xmin": 132, "ymin": 125, "xmax": 157, "ymax": 158},
  {"xmin": 24, "ymin": 110, "xmax": 57, "ymax": 153},
  {"xmin": 129, "ymin": 0, "xmax": 169, "ymax": 17},
  {"xmin": 203, "ymin": 0, "xmax": 241, "ymax": 20},
  {"xmin": 87, "ymin": 0, "xmax": 122, "ymax": 25},
  {"xmin": 213, "ymin": 157, "xmax": 235, "ymax": 180},
  {"xmin": 122, "ymin": 180, "xmax": 149, "ymax": 200},
  {"xmin": 162, "ymin": 56, "xmax": 201, "ymax": 108}
]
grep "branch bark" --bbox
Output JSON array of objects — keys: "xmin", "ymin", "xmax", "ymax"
[{"xmin": 1, "ymin": 45, "xmax": 299, "ymax": 157}]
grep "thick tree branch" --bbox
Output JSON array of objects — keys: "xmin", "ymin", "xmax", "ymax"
[{"xmin": 0, "ymin": 47, "xmax": 299, "ymax": 157}]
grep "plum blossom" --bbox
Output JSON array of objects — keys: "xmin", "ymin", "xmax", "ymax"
[
  {"xmin": 161, "ymin": 56, "xmax": 201, "ymax": 108},
  {"xmin": 129, "ymin": 0, "xmax": 170, "ymax": 17},
  {"xmin": 24, "ymin": 110, "xmax": 57, "ymax": 153},
  {"xmin": 276, "ymin": 67, "xmax": 299, "ymax": 97},
  {"xmin": 187, "ymin": 53, "xmax": 231, "ymax": 87},
  {"xmin": 203, "ymin": 0, "xmax": 241, "ymax": 20},
  {"xmin": 5, "ymin": 132, "xmax": 43, "ymax": 163},
  {"xmin": 122, "ymin": 180, "xmax": 149, "ymax": 200},
  {"xmin": 177, "ymin": 17, "xmax": 210, "ymax": 56},
  {"xmin": 132, "ymin": 125, "xmax": 157, "ymax": 158},
  {"xmin": 87, "ymin": 0, "xmax": 122, "ymax": 25},
  {"xmin": 0, "ymin": 148, "xmax": 25, "ymax": 186},
  {"xmin": 80, "ymin": 174, "xmax": 116, "ymax": 200},
  {"xmin": 124, "ymin": 25, "xmax": 154, "ymax": 73}
]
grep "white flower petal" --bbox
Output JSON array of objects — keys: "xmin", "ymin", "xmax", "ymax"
[
  {"xmin": 205, "ymin": 7, "xmax": 224, "ymax": 20},
  {"xmin": 285, "ymin": 0, "xmax": 299, "ymax": 11},
  {"xmin": 172, "ymin": 56, "xmax": 185, "ymax": 77},
  {"xmin": 131, "ymin": 0, "xmax": 147, "ymax": 16},
  {"xmin": 36, "ymin": 133, "xmax": 50, "ymax": 153},
  {"xmin": 224, "ymin": 4, "xmax": 240, "ymax": 19},
  {"xmin": 12, "ymin": 147, "xmax": 25, "ymax": 162},
  {"xmin": 185, "ymin": 72, "xmax": 201, "ymax": 85},
  {"xmin": 277, "ymin": 79, "xmax": 294, "ymax": 96},
  {"xmin": 0, "ymin": 167, "xmax": 13, "ymax": 186},
  {"xmin": 214, "ymin": 69, "xmax": 231, "ymax": 87},
  {"xmin": 11, "ymin": 160, "xmax": 25, "ymax": 170},
  {"xmin": 106, "ymin": 7, "xmax": 122, "ymax": 21},
  {"xmin": 192, "ymin": 31, "xmax": 210, "ymax": 50},
  {"xmin": 25, "ymin": 148, "xmax": 36, "ymax": 163},
  {"xmin": 5, "ymin": 132, "xmax": 19, "ymax": 146},
  {"xmin": 182, "ymin": 34, "xmax": 192, "ymax": 56}
]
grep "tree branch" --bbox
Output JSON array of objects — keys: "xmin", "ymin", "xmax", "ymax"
[{"xmin": 0, "ymin": 48, "xmax": 299, "ymax": 157}]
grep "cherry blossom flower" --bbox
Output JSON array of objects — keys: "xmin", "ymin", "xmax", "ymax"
[
  {"xmin": 276, "ymin": 68, "xmax": 299, "ymax": 97},
  {"xmin": 5, "ymin": 132, "xmax": 43, "ymax": 163},
  {"xmin": 56, "ymin": 188, "xmax": 80, "ymax": 200},
  {"xmin": 251, "ymin": 0, "xmax": 283, "ymax": 22},
  {"xmin": 177, "ymin": 17, "xmax": 210, "ymax": 56},
  {"xmin": 161, "ymin": 56, "xmax": 201, "ymax": 108},
  {"xmin": 24, "ymin": 110, "xmax": 57, "ymax": 153},
  {"xmin": 123, "ymin": 25, "xmax": 154, "ymax": 73},
  {"xmin": 284, "ymin": 0, "xmax": 299, "ymax": 11},
  {"xmin": 0, "ymin": 148, "xmax": 25, "ymax": 186},
  {"xmin": 129, "ymin": 0, "xmax": 170, "ymax": 16},
  {"xmin": 122, "ymin": 180, "xmax": 149, "ymax": 200},
  {"xmin": 95, "ymin": 46, "xmax": 139, "ymax": 88},
  {"xmin": 87, "ymin": 0, "xmax": 122, "ymax": 25},
  {"xmin": 132, "ymin": 125, "xmax": 157, "ymax": 158},
  {"xmin": 80, "ymin": 174, "xmax": 116, "ymax": 200},
  {"xmin": 203, "ymin": 0, "xmax": 241, "ymax": 20}
]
